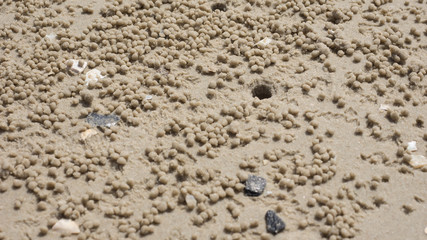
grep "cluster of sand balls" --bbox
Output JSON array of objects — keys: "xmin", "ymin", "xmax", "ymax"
[{"xmin": 0, "ymin": 0, "xmax": 426, "ymax": 239}]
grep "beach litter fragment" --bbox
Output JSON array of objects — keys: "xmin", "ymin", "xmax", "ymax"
[
  {"xmin": 265, "ymin": 210, "xmax": 285, "ymax": 235},
  {"xmin": 407, "ymin": 141, "xmax": 417, "ymax": 152},
  {"xmin": 80, "ymin": 129, "xmax": 98, "ymax": 140},
  {"xmin": 244, "ymin": 175, "xmax": 266, "ymax": 196},
  {"xmin": 85, "ymin": 69, "xmax": 105, "ymax": 86},
  {"xmin": 409, "ymin": 155, "xmax": 427, "ymax": 169},
  {"xmin": 52, "ymin": 219, "xmax": 80, "ymax": 234},
  {"xmin": 256, "ymin": 37, "xmax": 272, "ymax": 47},
  {"xmin": 68, "ymin": 59, "xmax": 87, "ymax": 75},
  {"xmin": 86, "ymin": 113, "xmax": 119, "ymax": 127}
]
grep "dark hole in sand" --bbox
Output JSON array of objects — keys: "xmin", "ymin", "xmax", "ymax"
[
  {"xmin": 211, "ymin": 3, "xmax": 227, "ymax": 12},
  {"xmin": 252, "ymin": 84, "xmax": 272, "ymax": 100}
]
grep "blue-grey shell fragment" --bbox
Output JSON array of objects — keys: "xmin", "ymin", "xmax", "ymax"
[{"xmin": 86, "ymin": 113, "xmax": 119, "ymax": 127}]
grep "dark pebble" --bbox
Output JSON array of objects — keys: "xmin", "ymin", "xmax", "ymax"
[
  {"xmin": 86, "ymin": 113, "xmax": 119, "ymax": 127},
  {"xmin": 265, "ymin": 210, "xmax": 285, "ymax": 235},
  {"xmin": 244, "ymin": 175, "xmax": 266, "ymax": 196}
]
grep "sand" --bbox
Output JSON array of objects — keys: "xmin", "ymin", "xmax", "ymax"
[{"xmin": 0, "ymin": 0, "xmax": 426, "ymax": 239}]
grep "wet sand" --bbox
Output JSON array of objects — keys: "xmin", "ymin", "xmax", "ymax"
[{"xmin": 0, "ymin": 0, "xmax": 426, "ymax": 239}]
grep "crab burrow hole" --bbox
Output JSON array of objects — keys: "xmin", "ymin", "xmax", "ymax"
[
  {"xmin": 211, "ymin": 3, "xmax": 227, "ymax": 12},
  {"xmin": 252, "ymin": 84, "xmax": 273, "ymax": 100}
]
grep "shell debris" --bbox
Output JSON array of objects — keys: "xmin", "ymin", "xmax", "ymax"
[
  {"xmin": 256, "ymin": 37, "xmax": 272, "ymax": 47},
  {"xmin": 379, "ymin": 104, "xmax": 390, "ymax": 112},
  {"xmin": 80, "ymin": 129, "xmax": 98, "ymax": 140},
  {"xmin": 407, "ymin": 141, "xmax": 417, "ymax": 152},
  {"xmin": 45, "ymin": 33, "xmax": 56, "ymax": 41},
  {"xmin": 85, "ymin": 69, "xmax": 105, "ymax": 86},
  {"xmin": 409, "ymin": 155, "xmax": 427, "ymax": 169},
  {"xmin": 52, "ymin": 219, "xmax": 80, "ymax": 234},
  {"xmin": 68, "ymin": 59, "xmax": 87, "ymax": 74}
]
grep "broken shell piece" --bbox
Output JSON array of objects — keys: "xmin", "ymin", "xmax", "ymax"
[
  {"xmin": 80, "ymin": 129, "xmax": 98, "ymax": 140},
  {"xmin": 407, "ymin": 141, "xmax": 417, "ymax": 152},
  {"xmin": 256, "ymin": 37, "xmax": 272, "ymax": 47},
  {"xmin": 85, "ymin": 69, "xmax": 105, "ymax": 86},
  {"xmin": 68, "ymin": 59, "xmax": 87, "ymax": 75},
  {"xmin": 409, "ymin": 155, "xmax": 427, "ymax": 169},
  {"xmin": 52, "ymin": 219, "xmax": 80, "ymax": 234},
  {"xmin": 379, "ymin": 104, "xmax": 390, "ymax": 112},
  {"xmin": 45, "ymin": 33, "xmax": 56, "ymax": 41},
  {"xmin": 145, "ymin": 95, "xmax": 153, "ymax": 100}
]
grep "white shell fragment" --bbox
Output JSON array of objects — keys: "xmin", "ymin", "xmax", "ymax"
[
  {"xmin": 80, "ymin": 129, "xmax": 98, "ymax": 140},
  {"xmin": 409, "ymin": 155, "xmax": 427, "ymax": 169},
  {"xmin": 145, "ymin": 95, "xmax": 153, "ymax": 100},
  {"xmin": 52, "ymin": 219, "xmax": 80, "ymax": 234},
  {"xmin": 256, "ymin": 37, "xmax": 272, "ymax": 47},
  {"xmin": 68, "ymin": 59, "xmax": 87, "ymax": 75},
  {"xmin": 407, "ymin": 141, "xmax": 417, "ymax": 152},
  {"xmin": 45, "ymin": 33, "xmax": 56, "ymax": 41},
  {"xmin": 379, "ymin": 104, "xmax": 390, "ymax": 112},
  {"xmin": 85, "ymin": 69, "xmax": 105, "ymax": 86}
]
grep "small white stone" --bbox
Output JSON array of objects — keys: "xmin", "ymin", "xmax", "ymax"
[
  {"xmin": 409, "ymin": 155, "xmax": 427, "ymax": 169},
  {"xmin": 52, "ymin": 219, "xmax": 80, "ymax": 234},
  {"xmin": 68, "ymin": 59, "xmax": 87, "ymax": 75},
  {"xmin": 256, "ymin": 37, "xmax": 272, "ymax": 47},
  {"xmin": 85, "ymin": 69, "xmax": 105, "ymax": 86},
  {"xmin": 145, "ymin": 95, "xmax": 153, "ymax": 100},
  {"xmin": 407, "ymin": 141, "xmax": 417, "ymax": 152}
]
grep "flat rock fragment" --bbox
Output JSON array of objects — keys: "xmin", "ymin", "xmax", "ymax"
[
  {"xmin": 244, "ymin": 175, "xmax": 266, "ymax": 196},
  {"xmin": 86, "ymin": 113, "xmax": 119, "ymax": 127},
  {"xmin": 265, "ymin": 210, "xmax": 285, "ymax": 235}
]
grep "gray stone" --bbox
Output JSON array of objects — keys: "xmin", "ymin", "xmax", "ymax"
[
  {"xmin": 244, "ymin": 175, "xmax": 266, "ymax": 196},
  {"xmin": 265, "ymin": 210, "xmax": 285, "ymax": 235}
]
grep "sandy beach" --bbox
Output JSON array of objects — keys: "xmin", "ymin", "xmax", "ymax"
[{"xmin": 0, "ymin": 0, "xmax": 426, "ymax": 239}]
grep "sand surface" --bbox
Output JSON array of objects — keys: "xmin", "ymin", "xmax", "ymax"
[{"xmin": 0, "ymin": 0, "xmax": 426, "ymax": 239}]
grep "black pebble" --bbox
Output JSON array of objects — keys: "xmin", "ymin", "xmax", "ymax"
[
  {"xmin": 86, "ymin": 113, "xmax": 120, "ymax": 127},
  {"xmin": 244, "ymin": 175, "xmax": 266, "ymax": 196},
  {"xmin": 265, "ymin": 210, "xmax": 285, "ymax": 235}
]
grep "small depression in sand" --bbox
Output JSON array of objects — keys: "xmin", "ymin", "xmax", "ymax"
[{"xmin": 252, "ymin": 84, "xmax": 273, "ymax": 100}]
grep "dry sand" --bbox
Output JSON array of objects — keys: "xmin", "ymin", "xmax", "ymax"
[{"xmin": 0, "ymin": 0, "xmax": 426, "ymax": 239}]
